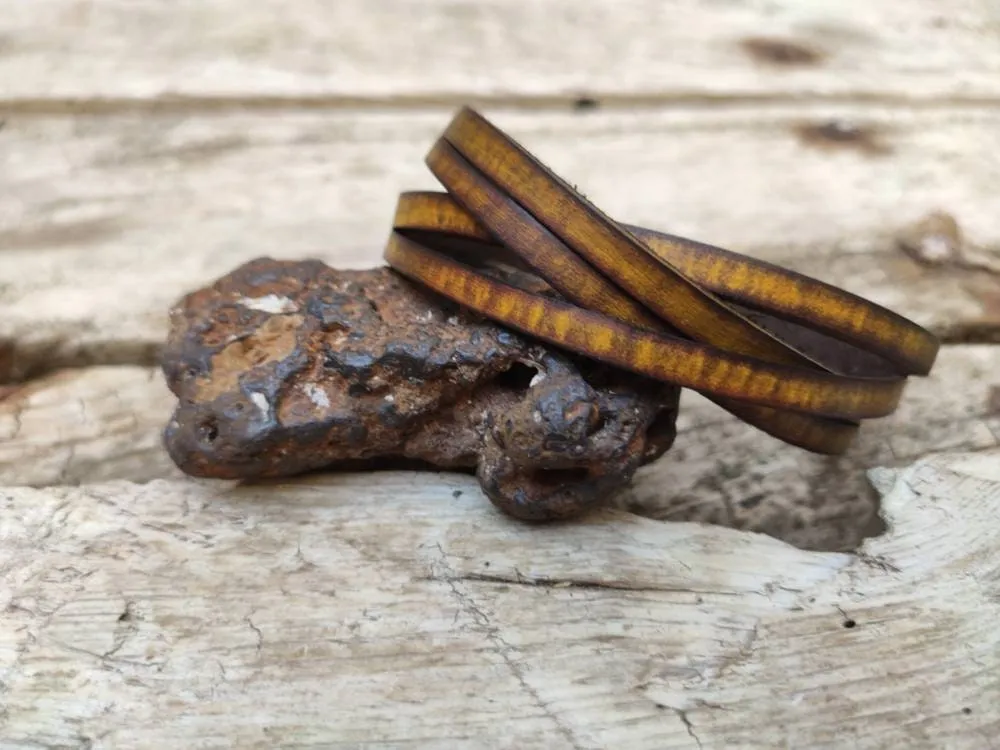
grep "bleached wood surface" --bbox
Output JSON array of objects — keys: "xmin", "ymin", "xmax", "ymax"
[
  {"xmin": 1, "ymin": 450, "xmax": 998, "ymax": 749},
  {"xmin": 2, "ymin": 1, "xmax": 1000, "ymax": 747},
  {"xmin": 2, "ymin": 0, "xmax": 998, "ymax": 102},
  {"xmin": 2, "ymin": 107, "xmax": 999, "ymax": 381}
]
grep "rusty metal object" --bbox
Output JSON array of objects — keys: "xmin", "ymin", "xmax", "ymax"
[{"xmin": 161, "ymin": 257, "xmax": 680, "ymax": 520}]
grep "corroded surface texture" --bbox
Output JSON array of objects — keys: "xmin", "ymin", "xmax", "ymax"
[{"xmin": 162, "ymin": 258, "xmax": 679, "ymax": 519}]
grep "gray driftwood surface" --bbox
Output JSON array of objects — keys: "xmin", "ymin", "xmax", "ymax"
[{"xmin": 1, "ymin": 1, "xmax": 998, "ymax": 747}]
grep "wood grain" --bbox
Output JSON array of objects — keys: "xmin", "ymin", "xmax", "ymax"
[
  {"xmin": 2, "ymin": 108, "xmax": 998, "ymax": 381},
  {"xmin": 1, "ymin": 0, "xmax": 998, "ymax": 104},
  {"xmin": 1, "ymin": 450, "xmax": 996, "ymax": 748}
]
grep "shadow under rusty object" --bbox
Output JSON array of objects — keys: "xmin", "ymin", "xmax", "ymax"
[{"xmin": 161, "ymin": 257, "xmax": 680, "ymax": 521}]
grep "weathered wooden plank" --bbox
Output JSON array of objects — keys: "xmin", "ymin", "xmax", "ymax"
[
  {"xmin": 1, "ymin": 0, "xmax": 998, "ymax": 103},
  {"xmin": 1, "ymin": 450, "xmax": 997, "ymax": 748},
  {"xmin": 2, "ymin": 108, "xmax": 998, "ymax": 381},
  {"xmin": 3, "ymin": 346, "xmax": 996, "ymax": 552},
  {"xmin": 0, "ymin": 366, "xmax": 183, "ymax": 487}
]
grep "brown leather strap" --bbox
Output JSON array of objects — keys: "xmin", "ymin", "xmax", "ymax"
[
  {"xmin": 385, "ymin": 234, "xmax": 905, "ymax": 417},
  {"xmin": 394, "ymin": 190, "xmax": 937, "ymax": 376},
  {"xmin": 383, "ymin": 107, "xmax": 938, "ymax": 454}
]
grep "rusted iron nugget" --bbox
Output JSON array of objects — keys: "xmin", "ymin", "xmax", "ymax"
[
  {"xmin": 162, "ymin": 258, "xmax": 681, "ymax": 520},
  {"xmin": 164, "ymin": 107, "xmax": 939, "ymax": 522}
]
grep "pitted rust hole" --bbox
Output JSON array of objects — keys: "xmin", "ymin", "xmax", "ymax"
[
  {"xmin": 741, "ymin": 36, "xmax": 825, "ymax": 67},
  {"xmin": 572, "ymin": 96, "xmax": 600, "ymax": 112},
  {"xmin": 646, "ymin": 408, "xmax": 678, "ymax": 441},
  {"xmin": 198, "ymin": 418, "xmax": 219, "ymax": 444},
  {"xmin": 494, "ymin": 361, "xmax": 539, "ymax": 391},
  {"xmin": 795, "ymin": 120, "xmax": 892, "ymax": 156},
  {"xmin": 587, "ymin": 412, "xmax": 610, "ymax": 437}
]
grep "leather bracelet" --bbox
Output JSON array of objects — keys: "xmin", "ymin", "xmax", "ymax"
[
  {"xmin": 417, "ymin": 139, "xmax": 873, "ymax": 453},
  {"xmin": 383, "ymin": 107, "xmax": 939, "ymax": 456},
  {"xmin": 390, "ymin": 191, "xmax": 855, "ymax": 454}
]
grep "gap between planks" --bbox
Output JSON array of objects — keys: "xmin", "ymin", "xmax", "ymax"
[{"xmin": 3, "ymin": 93, "xmax": 1000, "ymax": 119}]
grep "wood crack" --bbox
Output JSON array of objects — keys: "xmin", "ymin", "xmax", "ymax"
[
  {"xmin": 431, "ymin": 545, "xmax": 583, "ymax": 750},
  {"xmin": 245, "ymin": 613, "xmax": 264, "ymax": 657},
  {"xmin": 433, "ymin": 571, "xmax": 751, "ymax": 598},
  {"xmin": 676, "ymin": 708, "xmax": 704, "ymax": 750}
]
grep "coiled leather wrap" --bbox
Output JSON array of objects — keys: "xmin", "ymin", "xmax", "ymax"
[{"xmin": 383, "ymin": 106, "xmax": 939, "ymax": 458}]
